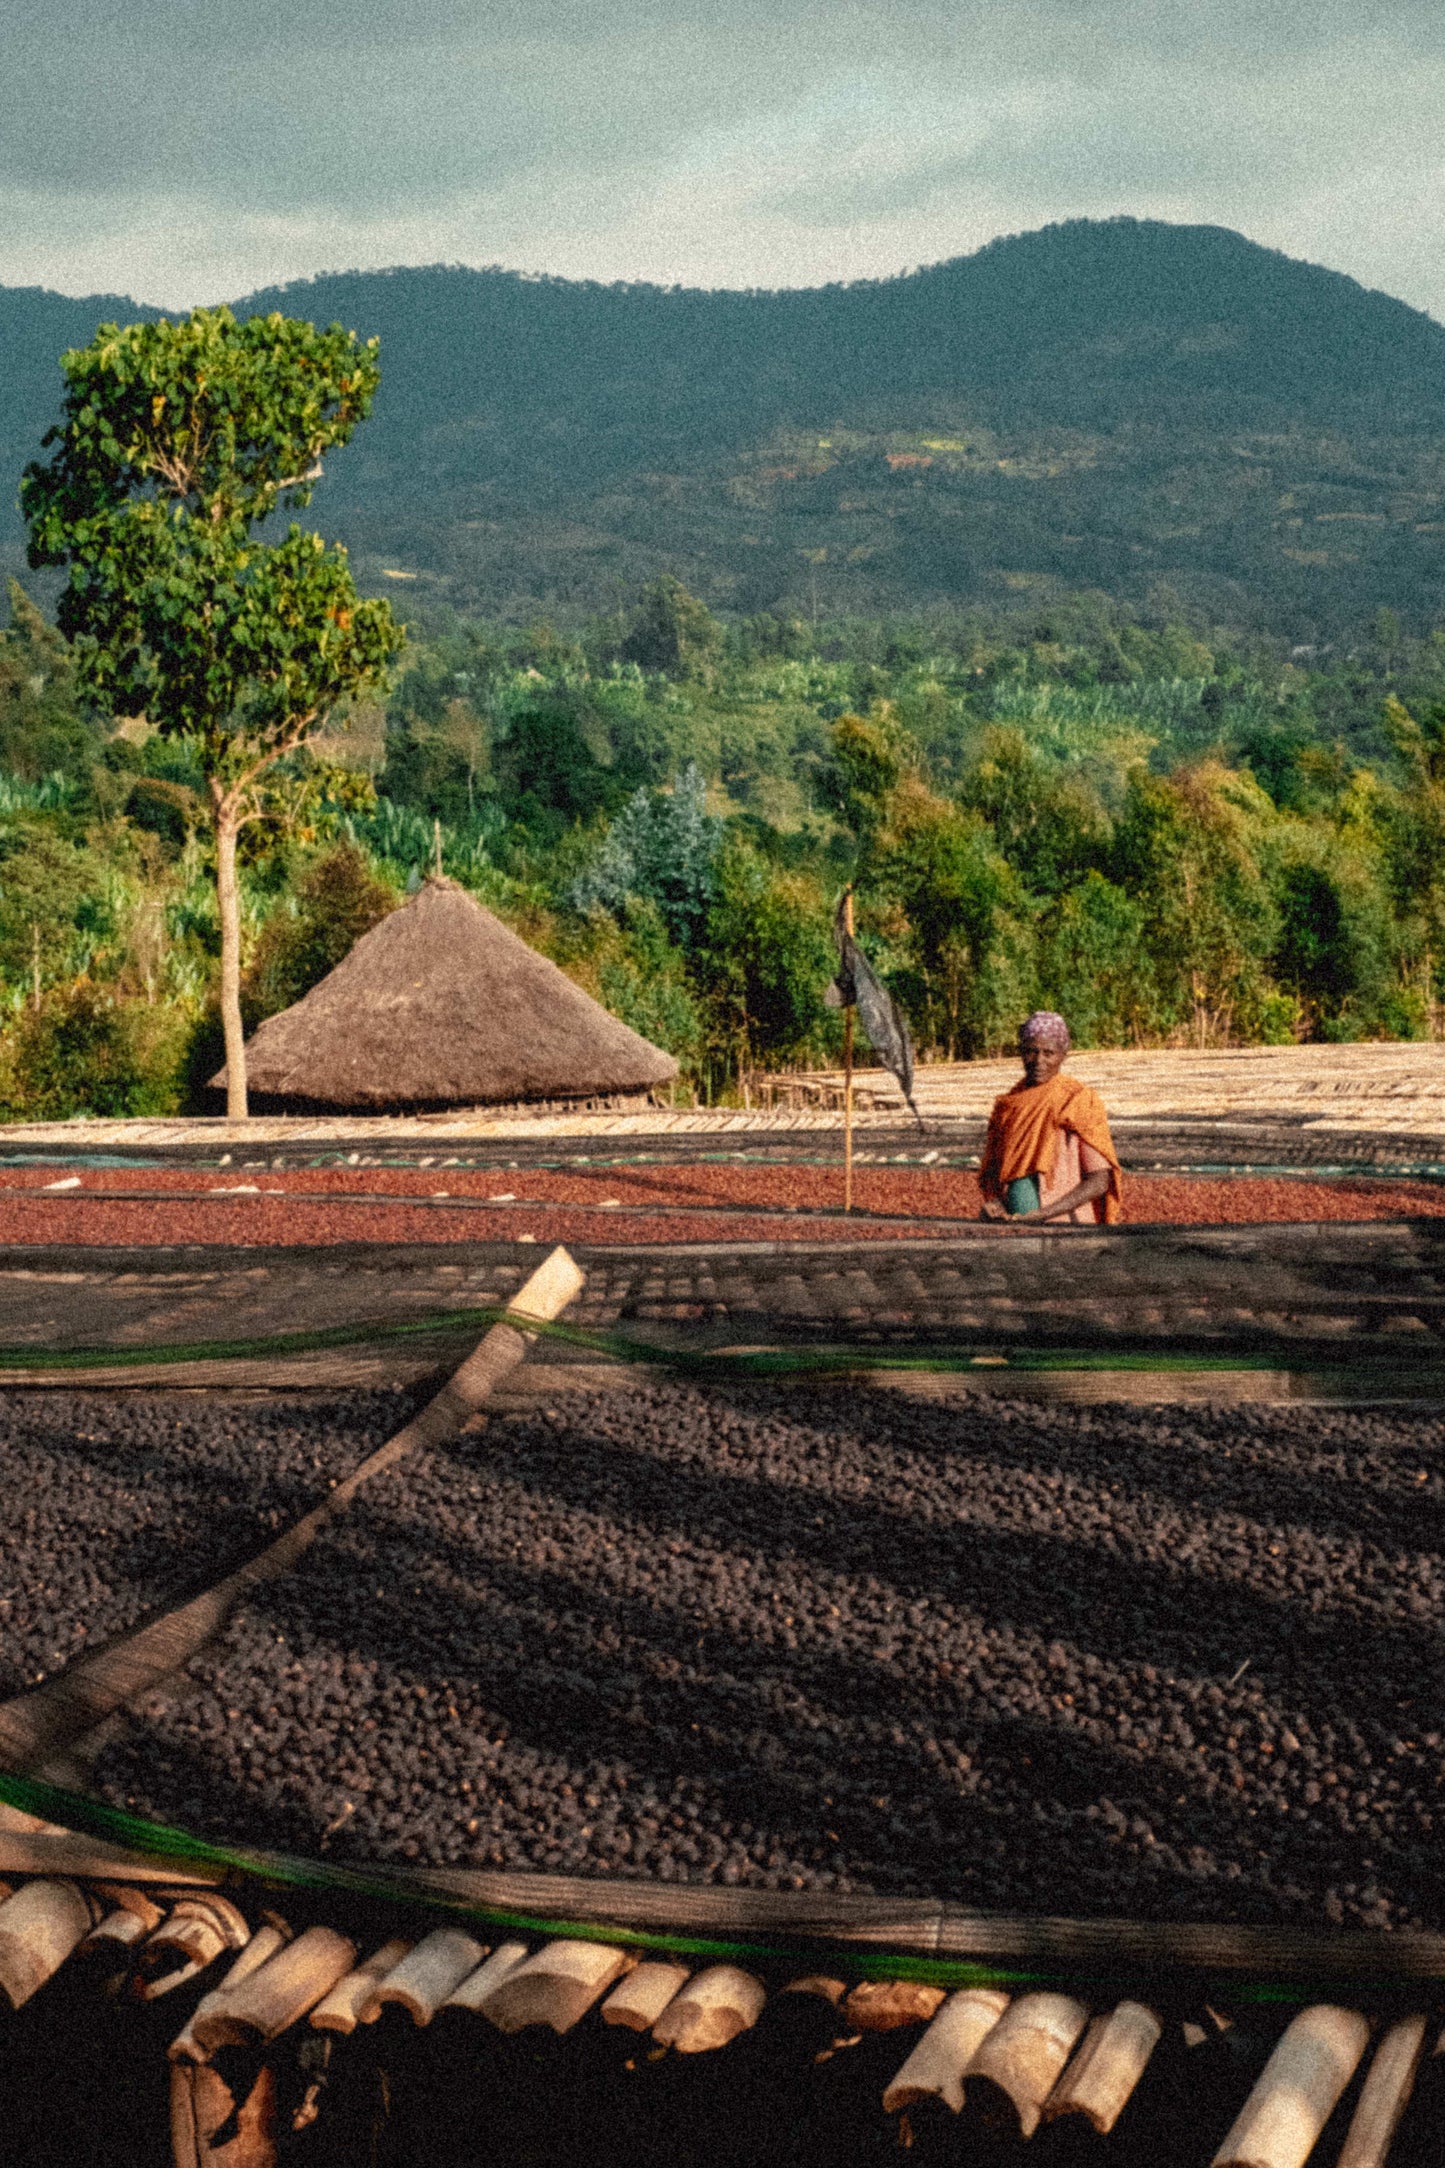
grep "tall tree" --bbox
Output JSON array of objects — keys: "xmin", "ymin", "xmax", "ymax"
[
  {"xmin": 815, "ymin": 708, "xmax": 910, "ymax": 855},
  {"xmin": 23, "ymin": 308, "xmax": 402, "ymax": 1117}
]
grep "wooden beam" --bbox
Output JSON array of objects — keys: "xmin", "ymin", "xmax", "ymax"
[
  {"xmin": 0, "ymin": 1833, "xmax": 223, "ymax": 1885},
  {"xmin": 6, "ymin": 1827, "xmax": 1445, "ymax": 1991}
]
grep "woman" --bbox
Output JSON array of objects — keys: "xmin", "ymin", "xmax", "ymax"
[{"xmin": 979, "ymin": 1012, "xmax": 1123, "ymax": 1224}]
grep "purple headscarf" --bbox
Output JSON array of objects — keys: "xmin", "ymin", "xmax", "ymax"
[{"xmin": 1019, "ymin": 1010, "xmax": 1070, "ymax": 1049}]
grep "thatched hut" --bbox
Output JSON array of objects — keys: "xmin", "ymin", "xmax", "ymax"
[{"xmin": 211, "ymin": 877, "xmax": 678, "ymax": 1113}]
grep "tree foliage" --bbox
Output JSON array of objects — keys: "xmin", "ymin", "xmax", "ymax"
[
  {"xmin": 0, "ymin": 980, "xmax": 184, "ymax": 1121},
  {"xmin": 0, "ymin": 582, "xmax": 104, "ymax": 786},
  {"xmin": 22, "ymin": 309, "xmax": 402, "ymax": 1114},
  {"xmin": 569, "ymin": 763, "xmax": 721, "ymax": 944},
  {"xmin": 23, "ymin": 311, "xmax": 401, "ymax": 776},
  {"xmin": 695, "ymin": 842, "xmax": 836, "ymax": 1078},
  {"xmin": 8, "ymin": 556, "xmax": 1445, "ymax": 1111}
]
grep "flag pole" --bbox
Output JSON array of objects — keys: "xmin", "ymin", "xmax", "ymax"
[{"xmin": 843, "ymin": 886, "xmax": 854, "ymax": 1215}]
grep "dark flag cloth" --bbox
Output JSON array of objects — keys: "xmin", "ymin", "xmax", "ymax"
[{"xmin": 825, "ymin": 896, "xmax": 922, "ymax": 1123}]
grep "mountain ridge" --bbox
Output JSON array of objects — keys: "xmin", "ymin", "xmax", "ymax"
[{"xmin": 6, "ymin": 219, "xmax": 1445, "ymax": 635}]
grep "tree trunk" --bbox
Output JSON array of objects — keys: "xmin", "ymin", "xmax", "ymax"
[{"xmin": 215, "ymin": 797, "xmax": 248, "ymax": 1122}]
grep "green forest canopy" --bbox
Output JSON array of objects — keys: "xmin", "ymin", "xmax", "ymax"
[{"xmin": 3, "ymin": 568, "xmax": 1445, "ymax": 1119}]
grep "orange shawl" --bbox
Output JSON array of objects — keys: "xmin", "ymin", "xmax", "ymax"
[{"xmin": 980, "ymin": 1070, "xmax": 1123, "ymax": 1224}]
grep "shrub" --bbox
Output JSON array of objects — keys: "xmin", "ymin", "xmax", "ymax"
[
  {"xmin": 0, "ymin": 980, "xmax": 186, "ymax": 1119},
  {"xmin": 125, "ymin": 776, "xmax": 199, "ymax": 854},
  {"xmin": 592, "ymin": 902, "xmax": 703, "ymax": 1068}
]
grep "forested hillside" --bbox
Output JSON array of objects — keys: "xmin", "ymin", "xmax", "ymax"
[{"xmin": 5, "ymin": 219, "xmax": 1445, "ymax": 636}]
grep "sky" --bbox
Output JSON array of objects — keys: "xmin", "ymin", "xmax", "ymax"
[{"xmin": 3, "ymin": 0, "xmax": 1442, "ymax": 318}]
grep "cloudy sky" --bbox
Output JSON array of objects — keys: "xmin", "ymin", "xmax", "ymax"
[{"xmin": 3, "ymin": 0, "xmax": 1440, "ymax": 316}]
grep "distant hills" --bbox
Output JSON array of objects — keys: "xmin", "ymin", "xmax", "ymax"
[{"xmin": 5, "ymin": 219, "xmax": 1445, "ymax": 636}]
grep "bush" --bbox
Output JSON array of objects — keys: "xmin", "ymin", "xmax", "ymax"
[
  {"xmin": 494, "ymin": 695, "xmax": 625, "ymax": 836},
  {"xmin": 0, "ymin": 815, "xmax": 111, "ymax": 985},
  {"xmin": 620, "ymin": 577, "xmax": 721, "ymax": 681},
  {"xmin": 126, "ymin": 776, "xmax": 199, "ymax": 854},
  {"xmin": 0, "ymin": 981, "xmax": 186, "ymax": 1119},
  {"xmin": 869, "ymin": 779, "xmax": 1027, "ymax": 1056},
  {"xmin": 1269, "ymin": 854, "xmax": 1396, "ymax": 1038},
  {"xmin": 1037, "ymin": 873, "xmax": 1152, "ymax": 1045}
]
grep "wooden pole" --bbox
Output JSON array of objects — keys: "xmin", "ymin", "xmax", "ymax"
[
  {"xmin": 843, "ymin": 887, "xmax": 855, "ymax": 1215},
  {"xmin": 9, "ymin": 1834, "xmax": 1445, "ymax": 1988},
  {"xmin": 215, "ymin": 798, "xmax": 248, "ymax": 1123},
  {"xmin": 0, "ymin": 1246, "xmax": 585, "ymax": 1779},
  {"xmin": 1336, "ymin": 2014, "xmax": 1429, "ymax": 2168},
  {"xmin": 1212, "ymin": 2004, "xmax": 1370, "ymax": 2168}
]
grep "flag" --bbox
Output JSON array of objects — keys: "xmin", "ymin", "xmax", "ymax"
[{"xmin": 825, "ymin": 895, "xmax": 921, "ymax": 1123}]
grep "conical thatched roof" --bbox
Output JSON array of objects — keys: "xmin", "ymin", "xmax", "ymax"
[{"xmin": 212, "ymin": 878, "xmax": 678, "ymax": 1110}]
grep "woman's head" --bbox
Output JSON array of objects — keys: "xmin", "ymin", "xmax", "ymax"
[{"xmin": 1018, "ymin": 1010, "xmax": 1069, "ymax": 1086}]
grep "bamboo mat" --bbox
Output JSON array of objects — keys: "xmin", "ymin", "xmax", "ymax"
[
  {"xmin": 762, "ymin": 1043, "xmax": 1445, "ymax": 1124},
  {"xmin": 0, "ymin": 1045, "xmax": 1442, "ymax": 1152}
]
